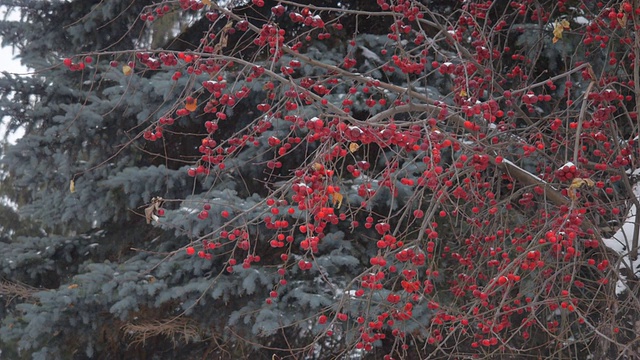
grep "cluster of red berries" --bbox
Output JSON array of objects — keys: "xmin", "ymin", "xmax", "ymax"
[
  {"xmin": 555, "ymin": 163, "xmax": 578, "ymax": 181},
  {"xmin": 62, "ymin": 57, "xmax": 90, "ymax": 71}
]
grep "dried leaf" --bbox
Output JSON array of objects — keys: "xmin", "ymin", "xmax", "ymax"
[
  {"xmin": 459, "ymin": 89, "xmax": 467, "ymax": 97},
  {"xmin": 617, "ymin": 14, "xmax": 627, "ymax": 27},
  {"xmin": 185, "ymin": 98, "xmax": 198, "ymax": 112},
  {"xmin": 331, "ymin": 192, "xmax": 343, "ymax": 208},
  {"xmin": 568, "ymin": 178, "xmax": 594, "ymax": 201},
  {"xmin": 202, "ymin": 0, "xmax": 211, "ymax": 5},
  {"xmin": 569, "ymin": 178, "xmax": 584, "ymax": 190},
  {"xmin": 67, "ymin": 284, "xmax": 79, "ymax": 289},
  {"xmin": 552, "ymin": 24, "xmax": 563, "ymax": 43},
  {"xmin": 69, "ymin": 179, "xmax": 75, "ymax": 193},
  {"xmin": 214, "ymin": 21, "xmax": 233, "ymax": 53},
  {"xmin": 349, "ymin": 142, "xmax": 359, "ymax": 153},
  {"xmin": 617, "ymin": 5, "xmax": 628, "ymax": 27},
  {"xmin": 570, "ymin": 178, "xmax": 595, "ymax": 190},
  {"xmin": 144, "ymin": 206, "xmax": 155, "ymax": 224},
  {"xmin": 122, "ymin": 65, "xmax": 132, "ymax": 76},
  {"xmin": 587, "ymin": 64, "xmax": 597, "ymax": 81},
  {"xmin": 552, "ymin": 19, "xmax": 570, "ymax": 44},
  {"xmin": 145, "ymin": 197, "xmax": 164, "ymax": 224}
]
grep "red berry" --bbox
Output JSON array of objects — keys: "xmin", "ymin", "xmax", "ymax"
[{"xmin": 186, "ymin": 246, "xmax": 195, "ymax": 255}]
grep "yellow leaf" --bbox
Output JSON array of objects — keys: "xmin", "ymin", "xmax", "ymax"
[
  {"xmin": 552, "ymin": 20, "xmax": 570, "ymax": 44},
  {"xmin": 349, "ymin": 142, "xmax": 359, "ymax": 153},
  {"xmin": 331, "ymin": 192, "xmax": 343, "ymax": 208},
  {"xmin": 570, "ymin": 178, "xmax": 594, "ymax": 190},
  {"xmin": 459, "ymin": 89, "xmax": 467, "ymax": 97},
  {"xmin": 122, "ymin": 65, "xmax": 132, "ymax": 76},
  {"xmin": 69, "ymin": 179, "xmax": 75, "ymax": 193},
  {"xmin": 185, "ymin": 97, "xmax": 198, "ymax": 112},
  {"xmin": 202, "ymin": 0, "xmax": 211, "ymax": 5},
  {"xmin": 568, "ymin": 177, "xmax": 594, "ymax": 201},
  {"xmin": 569, "ymin": 178, "xmax": 584, "ymax": 190}
]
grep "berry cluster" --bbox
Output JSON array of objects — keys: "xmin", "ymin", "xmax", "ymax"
[{"xmin": 555, "ymin": 163, "xmax": 578, "ymax": 182}]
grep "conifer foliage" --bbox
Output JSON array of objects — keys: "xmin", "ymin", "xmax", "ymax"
[{"xmin": 2, "ymin": 0, "xmax": 640, "ymax": 358}]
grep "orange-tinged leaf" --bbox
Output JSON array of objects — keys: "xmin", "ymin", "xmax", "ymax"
[
  {"xmin": 122, "ymin": 65, "xmax": 132, "ymax": 76},
  {"xmin": 569, "ymin": 178, "xmax": 594, "ymax": 190},
  {"xmin": 552, "ymin": 20, "xmax": 570, "ymax": 44},
  {"xmin": 349, "ymin": 142, "xmax": 359, "ymax": 153},
  {"xmin": 459, "ymin": 89, "xmax": 467, "ymax": 97},
  {"xmin": 67, "ymin": 284, "xmax": 79, "ymax": 289},
  {"xmin": 568, "ymin": 178, "xmax": 594, "ymax": 201},
  {"xmin": 202, "ymin": 0, "xmax": 211, "ymax": 5},
  {"xmin": 331, "ymin": 192, "xmax": 343, "ymax": 208},
  {"xmin": 185, "ymin": 97, "xmax": 198, "ymax": 112}
]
